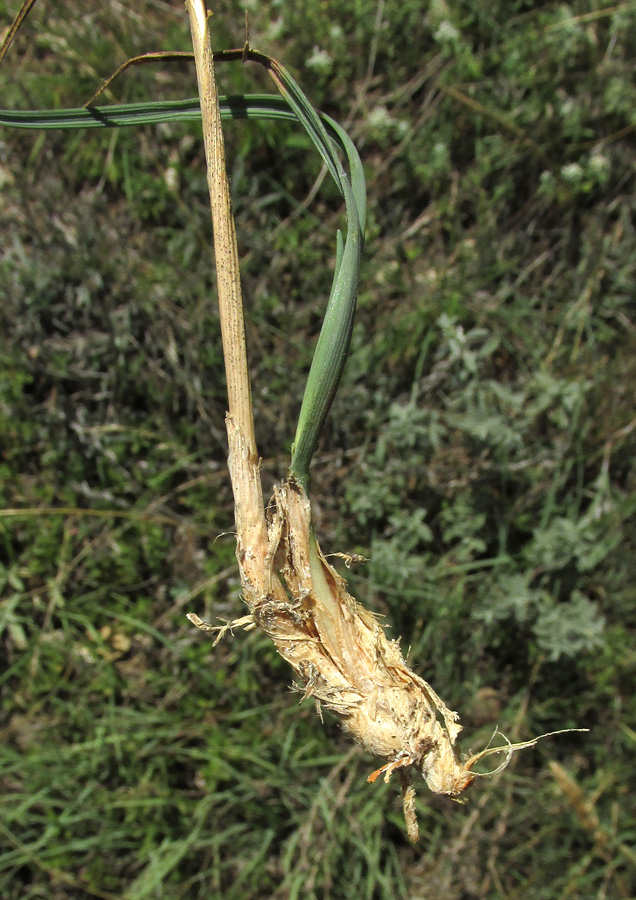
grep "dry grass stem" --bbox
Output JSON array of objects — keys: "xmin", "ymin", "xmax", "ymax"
[{"xmin": 185, "ymin": 1, "xmax": 261, "ymax": 481}]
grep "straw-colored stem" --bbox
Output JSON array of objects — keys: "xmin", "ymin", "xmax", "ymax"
[
  {"xmin": 186, "ymin": 0, "xmax": 267, "ymax": 557},
  {"xmin": 186, "ymin": 1, "xmax": 257, "ymax": 464}
]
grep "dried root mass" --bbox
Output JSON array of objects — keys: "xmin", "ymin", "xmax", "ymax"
[
  {"xmin": 190, "ymin": 417, "xmax": 583, "ymax": 842},
  {"xmin": 261, "ymin": 478, "xmax": 475, "ymax": 799}
]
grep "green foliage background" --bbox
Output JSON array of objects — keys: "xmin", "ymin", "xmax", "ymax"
[{"xmin": 1, "ymin": 0, "xmax": 635, "ymax": 897}]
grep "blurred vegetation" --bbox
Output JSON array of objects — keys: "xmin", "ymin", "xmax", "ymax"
[{"xmin": 1, "ymin": 0, "xmax": 635, "ymax": 897}]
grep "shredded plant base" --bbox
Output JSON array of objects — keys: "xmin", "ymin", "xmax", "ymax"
[{"xmin": 187, "ymin": 418, "xmax": 586, "ymax": 841}]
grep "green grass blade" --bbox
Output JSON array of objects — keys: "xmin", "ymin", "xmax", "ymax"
[
  {"xmin": 252, "ymin": 58, "xmax": 365, "ymax": 484},
  {"xmin": 0, "ymin": 95, "xmax": 296, "ymax": 129}
]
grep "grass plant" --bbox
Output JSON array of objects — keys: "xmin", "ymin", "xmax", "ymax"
[{"xmin": 1, "ymin": 0, "xmax": 635, "ymax": 897}]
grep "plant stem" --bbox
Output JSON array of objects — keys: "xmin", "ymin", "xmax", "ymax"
[
  {"xmin": 186, "ymin": 0, "xmax": 257, "ymax": 464},
  {"xmin": 186, "ymin": 0, "xmax": 267, "ymax": 553}
]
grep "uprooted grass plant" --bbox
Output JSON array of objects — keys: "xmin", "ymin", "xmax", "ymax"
[
  {"xmin": 2, "ymin": 0, "xmax": 584, "ymax": 838},
  {"xmin": 182, "ymin": 2, "xmax": 585, "ymax": 841},
  {"xmin": 1, "ymin": 0, "xmax": 635, "ymax": 898}
]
